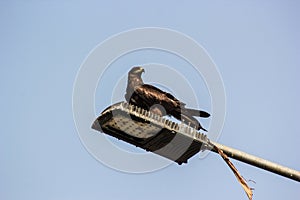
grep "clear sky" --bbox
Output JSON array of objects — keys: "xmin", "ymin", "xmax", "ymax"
[{"xmin": 1, "ymin": 1, "xmax": 299, "ymax": 200}]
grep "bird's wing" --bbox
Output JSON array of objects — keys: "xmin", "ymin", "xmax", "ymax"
[
  {"xmin": 133, "ymin": 84, "xmax": 182, "ymax": 108},
  {"xmin": 132, "ymin": 84, "xmax": 209, "ymax": 131}
]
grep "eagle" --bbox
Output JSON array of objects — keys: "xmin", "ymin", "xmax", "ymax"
[{"xmin": 125, "ymin": 66, "xmax": 210, "ymax": 131}]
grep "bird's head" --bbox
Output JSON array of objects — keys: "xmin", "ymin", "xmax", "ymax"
[{"xmin": 128, "ymin": 66, "xmax": 145, "ymax": 77}]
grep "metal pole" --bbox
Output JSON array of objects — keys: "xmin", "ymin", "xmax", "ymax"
[
  {"xmin": 209, "ymin": 141, "xmax": 300, "ymax": 182},
  {"xmin": 93, "ymin": 102, "xmax": 300, "ymax": 183}
]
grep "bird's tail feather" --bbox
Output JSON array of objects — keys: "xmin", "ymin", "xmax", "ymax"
[
  {"xmin": 180, "ymin": 114, "xmax": 207, "ymax": 132},
  {"xmin": 172, "ymin": 107, "xmax": 209, "ymax": 131},
  {"xmin": 182, "ymin": 108, "xmax": 210, "ymax": 118}
]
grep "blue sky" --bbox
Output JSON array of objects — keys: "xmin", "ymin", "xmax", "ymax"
[{"xmin": 1, "ymin": 1, "xmax": 299, "ymax": 200}]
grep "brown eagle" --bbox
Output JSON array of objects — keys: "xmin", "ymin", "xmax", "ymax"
[{"xmin": 125, "ymin": 66, "xmax": 210, "ymax": 131}]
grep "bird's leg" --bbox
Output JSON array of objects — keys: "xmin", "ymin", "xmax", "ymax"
[
  {"xmin": 149, "ymin": 104, "xmax": 166, "ymax": 116},
  {"xmin": 151, "ymin": 107, "xmax": 163, "ymax": 116}
]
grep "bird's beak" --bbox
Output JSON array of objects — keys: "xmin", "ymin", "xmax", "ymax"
[{"xmin": 139, "ymin": 67, "xmax": 145, "ymax": 73}]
